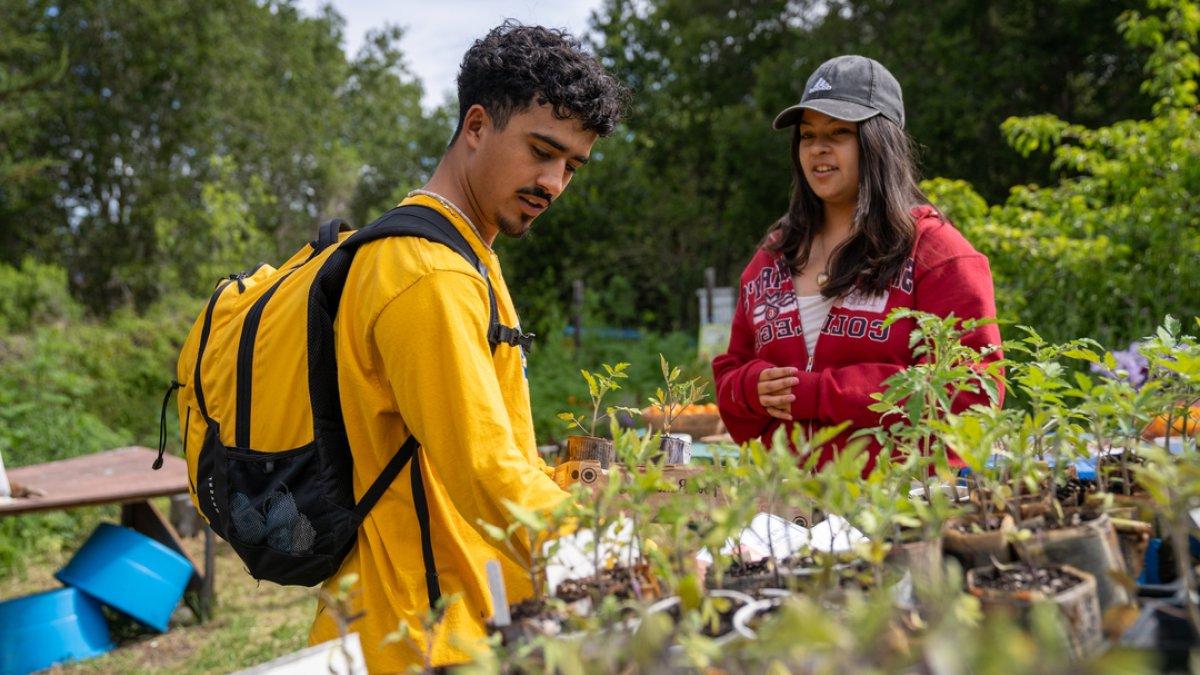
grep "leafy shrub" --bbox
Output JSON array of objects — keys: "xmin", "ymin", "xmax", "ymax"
[
  {"xmin": 527, "ymin": 320, "xmax": 707, "ymax": 444},
  {"xmin": 0, "ymin": 258, "xmax": 83, "ymax": 334},
  {"xmin": 923, "ymin": 3, "xmax": 1200, "ymax": 347}
]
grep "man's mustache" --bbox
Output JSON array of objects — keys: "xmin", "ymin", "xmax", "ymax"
[{"xmin": 517, "ymin": 187, "xmax": 553, "ymax": 205}]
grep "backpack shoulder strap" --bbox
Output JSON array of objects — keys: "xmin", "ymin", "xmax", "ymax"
[
  {"xmin": 344, "ymin": 204, "xmax": 534, "ymax": 353},
  {"xmin": 315, "ymin": 217, "xmax": 352, "ymax": 253}
]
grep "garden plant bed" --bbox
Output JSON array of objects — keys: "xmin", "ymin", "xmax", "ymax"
[{"xmin": 494, "ymin": 310, "xmax": 1195, "ymax": 670}]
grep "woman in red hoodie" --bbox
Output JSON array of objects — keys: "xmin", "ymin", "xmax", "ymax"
[{"xmin": 713, "ymin": 55, "xmax": 1003, "ymax": 474}]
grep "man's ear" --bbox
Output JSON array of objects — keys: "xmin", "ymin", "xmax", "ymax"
[{"xmin": 460, "ymin": 104, "xmax": 491, "ymax": 150}]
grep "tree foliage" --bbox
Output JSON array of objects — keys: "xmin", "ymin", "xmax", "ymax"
[
  {"xmin": 500, "ymin": 0, "xmax": 1157, "ymax": 332},
  {"xmin": 926, "ymin": 0, "xmax": 1200, "ymax": 345},
  {"xmin": 0, "ymin": 0, "xmax": 1194, "ymax": 345},
  {"xmin": 0, "ymin": 0, "xmax": 441, "ymax": 311}
]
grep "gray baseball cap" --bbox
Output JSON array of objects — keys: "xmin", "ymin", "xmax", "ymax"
[{"xmin": 772, "ymin": 55, "xmax": 905, "ymax": 130}]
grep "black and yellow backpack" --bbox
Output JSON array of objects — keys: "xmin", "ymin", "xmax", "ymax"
[{"xmin": 154, "ymin": 204, "xmax": 532, "ymax": 587}]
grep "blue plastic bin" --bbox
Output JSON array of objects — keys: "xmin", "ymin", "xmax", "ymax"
[
  {"xmin": 0, "ymin": 586, "xmax": 113, "ymax": 674},
  {"xmin": 56, "ymin": 523, "xmax": 193, "ymax": 632}
]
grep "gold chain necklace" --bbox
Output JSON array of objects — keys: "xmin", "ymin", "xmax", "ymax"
[
  {"xmin": 406, "ymin": 189, "xmax": 491, "ymax": 251},
  {"xmin": 805, "ymin": 235, "xmax": 831, "ymax": 287}
]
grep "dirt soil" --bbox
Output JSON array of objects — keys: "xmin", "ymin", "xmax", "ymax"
[
  {"xmin": 555, "ymin": 564, "xmax": 660, "ymax": 603},
  {"xmin": 509, "ymin": 597, "xmax": 563, "ymax": 622},
  {"xmin": 727, "ymin": 557, "xmax": 772, "ymax": 578},
  {"xmin": 973, "ymin": 565, "xmax": 1082, "ymax": 595},
  {"xmin": 1055, "ymin": 477, "xmax": 1094, "ymax": 507},
  {"xmin": 726, "ymin": 553, "xmax": 820, "ymax": 578},
  {"xmin": 1026, "ymin": 506, "xmax": 1104, "ymax": 533},
  {"xmin": 950, "ymin": 517, "xmax": 1007, "ymax": 533}
]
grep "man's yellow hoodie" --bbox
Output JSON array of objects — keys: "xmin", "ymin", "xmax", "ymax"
[{"xmin": 309, "ymin": 194, "xmax": 568, "ymax": 670}]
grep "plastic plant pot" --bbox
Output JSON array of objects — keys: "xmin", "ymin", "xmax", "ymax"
[{"xmin": 56, "ymin": 522, "xmax": 193, "ymax": 632}]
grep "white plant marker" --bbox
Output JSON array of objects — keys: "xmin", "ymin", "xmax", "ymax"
[
  {"xmin": 486, "ymin": 559, "xmax": 511, "ymax": 627},
  {"xmin": 0, "ymin": 447, "xmax": 11, "ymax": 501}
]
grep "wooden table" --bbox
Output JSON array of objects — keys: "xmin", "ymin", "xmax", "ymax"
[{"xmin": 0, "ymin": 446, "xmax": 215, "ymax": 620}]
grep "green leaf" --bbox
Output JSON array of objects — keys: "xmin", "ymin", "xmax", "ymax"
[
  {"xmin": 1062, "ymin": 348, "xmax": 1100, "ymax": 362},
  {"xmin": 502, "ymin": 499, "xmax": 547, "ymax": 533},
  {"xmin": 476, "ymin": 521, "xmax": 508, "ymax": 542}
]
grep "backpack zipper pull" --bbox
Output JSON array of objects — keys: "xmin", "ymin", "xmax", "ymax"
[
  {"xmin": 226, "ymin": 272, "xmax": 248, "ymax": 293},
  {"xmin": 153, "ymin": 380, "xmax": 184, "ymax": 470}
]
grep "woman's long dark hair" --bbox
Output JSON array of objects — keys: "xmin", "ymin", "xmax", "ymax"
[{"xmin": 764, "ymin": 114, "xmax": 929, "ymax": 298}]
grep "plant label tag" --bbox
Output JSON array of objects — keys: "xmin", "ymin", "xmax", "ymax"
[{"xmin": 486, "ymin": 559, "xmax": 511, "ymax": 626}]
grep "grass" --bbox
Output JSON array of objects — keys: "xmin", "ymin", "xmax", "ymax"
[{"xmin": 0, "ymin": 511, "xmax": 317, "ymax": 674}]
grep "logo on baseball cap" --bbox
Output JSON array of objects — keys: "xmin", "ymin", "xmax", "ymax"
[{"xmin": 773, "ymin": 55, "xmax": 905, "ymax": 130}]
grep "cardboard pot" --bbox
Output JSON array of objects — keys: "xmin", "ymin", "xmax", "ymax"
[
  {"xmin": 1015, "ymin": 511, "xmax": 1130, "ymax": 610},
  {"xmin": 967, "ymin": 563, "xmax": 1102, "ymax": 660}
]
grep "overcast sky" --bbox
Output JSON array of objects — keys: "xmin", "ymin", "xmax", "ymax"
[{"xmin": 297, "ymin": 1, "xmax": 607, "ymax": 110}]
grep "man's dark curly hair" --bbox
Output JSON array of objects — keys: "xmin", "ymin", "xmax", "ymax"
[{"xmin": 452, "ymin": 21, "xmax": 628, "ymax": 142}]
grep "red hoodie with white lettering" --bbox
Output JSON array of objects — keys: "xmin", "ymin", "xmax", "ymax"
[{"xmin": 712, "ymin": 205, "xmax": 1004, "ymax": 474}]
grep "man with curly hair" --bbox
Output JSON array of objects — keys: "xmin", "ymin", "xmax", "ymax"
[{"xmin": 308, "ymin": 22, "xmax": 628, "ymax": 670}]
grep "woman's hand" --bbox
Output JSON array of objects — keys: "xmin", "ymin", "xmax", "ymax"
[{"xmin": 757, "ymin": 366, "xmax": 799, "ymax": 420}]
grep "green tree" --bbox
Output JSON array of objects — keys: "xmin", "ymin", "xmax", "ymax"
[
  {"xmin": 499, "ymin": 0, "xmax": 1155, "ymax": 332},
  {"xmin": 925, "ymin": 0, "xmax": 1199, "ymax": 345},
  {"xmin": 0, "ymin": 0, "xmax": 66, "ymax": 265},
  {"xmin": 339, "ymin": 25, "xmax": 451, "ymax": 226},
  {"xmin": 0, "ymin": 0, "xmax": 444, "ymax": 312}
]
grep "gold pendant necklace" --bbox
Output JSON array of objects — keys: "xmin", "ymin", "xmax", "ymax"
[{"xmin": 810, "ymin": 234, "xmax": 831, "ymax": 287}]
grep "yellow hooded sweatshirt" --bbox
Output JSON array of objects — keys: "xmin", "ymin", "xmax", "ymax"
[{"xmin": 308, "ymin": 194, "xmax": 568, "ymax": 670}]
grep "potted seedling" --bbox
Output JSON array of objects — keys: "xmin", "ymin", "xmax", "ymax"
[
  {"xmin": 477, "ymin": 499, "xmax": 582, "ymax": 644},
  {"xmin": 938, "ymin": 405, "xmax": 1056, "ymax": 574},
  {"xmin": 965, "ymin": 560, "xmax": 1103, "ymax": 660},
  {"xmin": 847, "ymin": 448, "xmax": 952, "ymax": 602},
  {"xmin": 1003, "ymin": 328, "xmax": 1109, "ymax": 509},
  {"xmin": 552, "ymin": 424, "xmax": 667, "ymax": 616},
  {"xmin": 866, "ymin": 310, "xmax": 1003, "ymax": 506},
  {"xmin": 1138, "ymin": 320, "xmax": 1200, "ymax": 450},
  {"xmin": 998, "ymin": 332, "xmax": 1132, "ymax": 611},
  {"xmin": 646, "ymin": 355, "xmax": 709, "ymax": 465},
  {"xmin": 1067, "ymin": 349, "xmax": 1165, "ymax": 578},
  {"xmin": 863, "ymin": 310, "xmax": 1007, "ymax": 589},
  {"xmin": 1127, "ymin": 317, "xmax": 1200, "ymax": 643},
  {"xmin": 616, "ymin": 435, "xmax": 774, "ymax": 657},
  {"xmin": 558, "ymin": 362, "xmax": 631, "ymax": 469},
  {"xmin": 645, "ymin": 491, "xmax": 759, "ymax": 666},
  {"xmin": 713, "ymin": 425, "xmax": 853, "ymax": 595},
  {"xmin": 1076, "ymin": 344, "xmax": 1157, "ymax": 502}
]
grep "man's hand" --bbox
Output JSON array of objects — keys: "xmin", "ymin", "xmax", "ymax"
[{"xmin": 757, "ymin": 366, "xmax": 799, "ymax": 420}]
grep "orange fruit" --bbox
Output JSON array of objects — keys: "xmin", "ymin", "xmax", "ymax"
[{"xmin": 1142, "ymin": 406, "xmax": 1200, "ymax": 439}]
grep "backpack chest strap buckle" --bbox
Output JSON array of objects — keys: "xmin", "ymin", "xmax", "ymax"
[{"xmin": 489, "ymin": 324, "xmax": 536, "ymax": 351}]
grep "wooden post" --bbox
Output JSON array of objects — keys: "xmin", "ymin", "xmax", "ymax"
[
  {"xmin": 201, "ymin": 525, "xmax": 216, "ymax": 620},
  {"xmin": 169, "ymin": 493, "xmax": 201, "ymax": 537},
  {"xmin": 704, "ymin": 267, "xmax": 716, "ymax": 323},
  {"xmin": 572, "ymin": 279, "xmax": 585, "ymax": 349}
]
